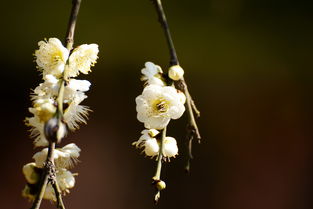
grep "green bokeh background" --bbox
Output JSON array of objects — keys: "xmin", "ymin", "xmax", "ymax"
[{"xmin": 1, "ymin": 0, "xmax": 313, "ymax": 209}]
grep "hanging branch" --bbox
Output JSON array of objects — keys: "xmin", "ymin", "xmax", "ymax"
[
  {"xmin": 152, "ymin": 127, "xmax": 167, "ymax": 204},
  {"xmin": 30, "ymin": 1, "xmax": 82, "ymax": 209},
  {"xmin": 150, "ymin": 0, "xmax": 201, "ymax": 173}
]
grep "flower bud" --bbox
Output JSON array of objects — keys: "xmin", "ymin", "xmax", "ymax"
[
  {"xmin": 168, "ymin": 65, "xmax": 184, "ymax": 81},
  {"xmin": 156, "ymin": 180, "xmax": 166, "ymax": 191},
  {"xmin": 44, "ymin": 117, "xmax": 67, "ymax": 143}
]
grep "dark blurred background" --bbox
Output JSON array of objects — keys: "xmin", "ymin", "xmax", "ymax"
[{"xmin": 1, "ymin": 0, "xmax": 313, "ymax": 208}]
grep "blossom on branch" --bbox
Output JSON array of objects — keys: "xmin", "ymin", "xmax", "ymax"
[
  {"xmin": 22, "ymin": 143, "xmax": 80, "ymax": 201},
  {"xmin": 26, "ymin": 37, "xmax": 99, "ymax": 147},
  {"xmin": 136, "ymin": 84, "xmax": 185, "ymax": 130}
]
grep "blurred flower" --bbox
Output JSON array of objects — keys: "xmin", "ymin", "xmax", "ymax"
[
  {"xmin": 141, "ymin": 62, "xmax": 165, "ymax": 86},
  {"xmin": 22, "ymin": 143, "xmax": 80, "ymax": 202},
  {"xmin": 23, "ymin": 163, "xmax": 40, "ymax": 184},
  {"xmin": 136, "ymin": 84, "xmax": 185, "ymax": 129},
  {"xmin": 33, "ymin": 143, "xmax": 81, "ymax": 169}
]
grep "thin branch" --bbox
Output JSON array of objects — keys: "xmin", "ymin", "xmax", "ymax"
[
  {"xmin": 30, "ymin": 142, "xmax": 56, "ymax": 209},
  {"xmin": 152, "ymin": 126, "xmax": 167, "ymax": 204},
  {"xmin": 150, "ymin": 0, "xmax": 201, "ymax": 173},
  {"xmin": 51, "ymin": 180, "xmax": 65, "ymax": 209},
  {"xmin": 151, "ymin": 0, "xmax": 178, "ymax": 66},
  {"xmin": 30, "ymin": 1, "xmax": 82, "ymax": 208},
  {"xmin": 65, "ymin": 0, "xmax": 82, "ymax": 50}
]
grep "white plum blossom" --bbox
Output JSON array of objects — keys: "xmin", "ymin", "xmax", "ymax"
[
  {"xmin": 133, "ymin": 129, "xmax": 160, "ymax": 157},
  {"xmin": 136, "ymin": 84, "xmax": 185, "ymax": 130},
  {"xmin": 141, "ymin": 62, "xmax": 165, "ymax": 86},
  {"xmin": 67, "ymin": 44, "xmax": 99, "ymax": 78},
  {"xmin": 34, "ymin": 38, "xmax": 99, "ymax": 79},
  {"xmin": 33, "ymin": 143, "xmax": 81, "ymax": 168},
  {"xmin": 22, "ymin": 143, "xmax": 80, "ymax": 201},
  {"xmin": 23, "ymin": 168, "xmax": 76, "ymax": 202},
  {"xmin": 24, "ymin": 37, "xmax": 98, "ymax": 203},
  {"xmin": 163, "ymin": 137, "xmax": 178, "ymax": 159},
  {"xmin": 26, "ymin": 39, "xmax": 97, "ymax": 147},
  {"xmin": 35, "ymin": 38, "xmax": 69, "ymax": 77},
  {"xmin": 133, "ymin": 130, "xmax": 179, "ymax": 160},
  {"xmin": 41, "ymin": 169, "xmax": 75, "ymax": 201},
  {"xmin": 56, "ymin": 168, "xmax": 76, "ymax": 192}
]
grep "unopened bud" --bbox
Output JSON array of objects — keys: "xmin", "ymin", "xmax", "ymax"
[
  {"xmin": 44, "ymin": 117, "xmax": 67, "ymax": 143},
  {"xmin": 168, "ymin": 65, "xmax": 184, "ymax": 81},
  {"xmin": 156, "ymin": 180, "xmax": 166, "ymax": 191}
]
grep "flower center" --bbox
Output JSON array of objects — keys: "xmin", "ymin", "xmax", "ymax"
[{"xmin": 153, "ymin": 98, "xmax": 169, "ymax": 114}]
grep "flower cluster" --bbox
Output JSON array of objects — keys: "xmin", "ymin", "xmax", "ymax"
[
  {"xmin": 22, "ymin": 144, "xmax": 80, "ymax": 201},
  {"xmin": 25, "ymin": 38, "xmax": 99, "ymax": 147},
  {"xmin": 133, "ymin": 62, "xmax": 185, "ymax": 159},
  {"xmin": 23, "ymin": 37, "xmax": 98, "ymax": 202}
]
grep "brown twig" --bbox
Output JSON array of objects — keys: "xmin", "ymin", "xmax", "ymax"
[
  {"xmin": 150, "ymin": 0, "xmax": 201, "ymax": 173},
  {"xmin": 51, "ymin": 179, "xmax": 65, "ymax": 209},
  {"xmin": 30, "ymin": 142, "xmax": 57, "ymax": 209},
  {"xmin": 30, "ymin": 1, "xmax": 82, "ymax": 208}
]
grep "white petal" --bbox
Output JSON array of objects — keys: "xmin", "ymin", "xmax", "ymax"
[
  {"xmin": 68, "ymin": 79, "xmax": 91, "ymax": 92},
  {"xmin": 145, "ymin": 116, "xmax": 170, "ymax": 130},
  {"xmin": 163, "ymin": 137, "xmax": 178, "ymax": 158},
  {"xmin": 144, "ymin": 138, "xmax": 159, "ymax": 156}
]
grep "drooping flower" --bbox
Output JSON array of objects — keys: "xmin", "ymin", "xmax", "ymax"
[
  {"xmin": 35, "ymin": 38, "xmax": 69, "ymax": 77},
  {"xmin": 22, "ymin": 168, "xmax": 76, "ymax": 202},
  {"xmin": 163, "ymin": 137, "xmax": 178, "ymax": 159},
  {"xmin": 67, "ymin": 44, "xmax": 99, "ymax": 78},
  {"xmin": 24, "ymin": 36, "xmax": 99, "ymax": 204},
  {"xmin": 22, "ymin": 143, "xmax": 80, "ymax": 202},
  {"xmin": 141, "ymin": 62, "xmax": 165, "ymax": 86},
  {"xmin": 132, "ymin": 129, "xmax": 160, "ymax": 157},
  {"xmin": 33, "ymin": 143, "xmax": 81, "ymax": 168},
  {"xmin": 136, "ymin": 84, "xmax": 185, "ymax": 129},
  {"xmin": 23, "ymin": 163, "xmax": 40, "ymax": 184}
]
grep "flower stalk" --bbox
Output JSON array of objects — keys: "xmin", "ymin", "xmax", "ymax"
[
  {"xmin": 150, "ymin": 0, "xmax": 201, "ymax": 173},
  {"xmin": 30, "ymin": 0, "xmax": 82, "ymax": 209},
  {"xmin": 152, "ymin": 126, "xmax": 167, "ymax": 204}
]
